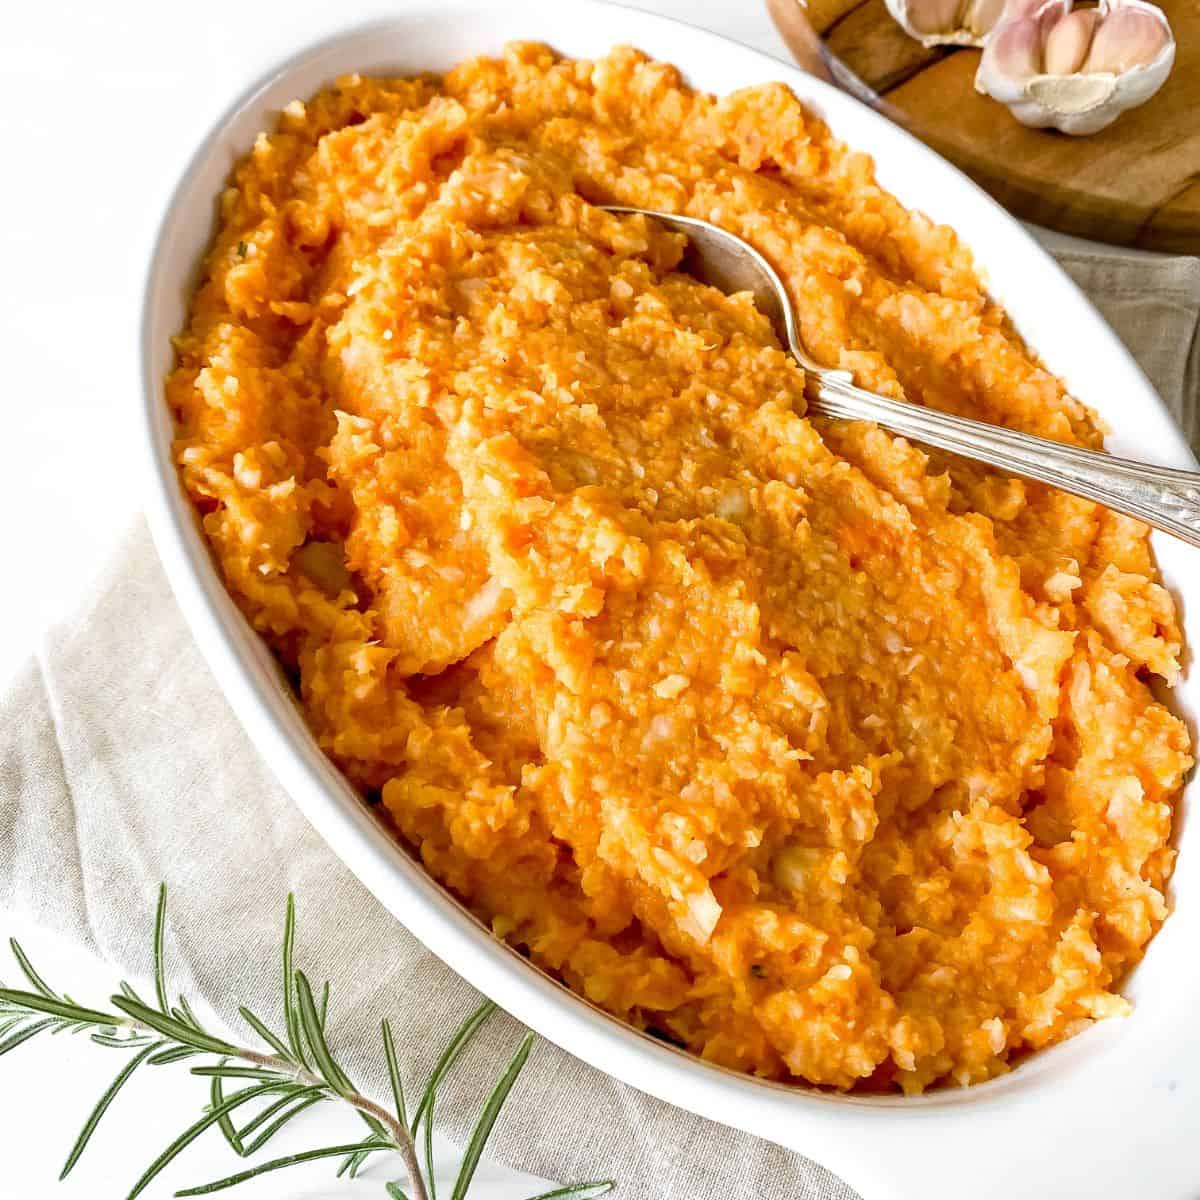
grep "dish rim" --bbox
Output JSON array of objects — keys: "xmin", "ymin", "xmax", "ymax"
[{"xmin": 137, "ymin": 4, "xmax": 1200, "ymax": 1196}]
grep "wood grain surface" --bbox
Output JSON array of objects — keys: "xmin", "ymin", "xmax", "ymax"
[{"xmin": 769, "ymin": 0, "xmax": 1199, "ymax": 253}]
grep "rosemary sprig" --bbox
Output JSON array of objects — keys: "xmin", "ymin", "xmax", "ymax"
[{"xmin": 0, "ymin": 884, "xmax": 614, "ymax": 1200}]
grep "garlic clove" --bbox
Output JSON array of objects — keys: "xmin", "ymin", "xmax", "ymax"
[
  {"xmin": 980, "ymin": 15, "xmax": 1044, "ymax": 83},
  {"xmin": 1082, "ymin": 4, "xmax": 1169, "ymax": 73},
  {"xmin": 1042, "ymin": 7, "xmax": 1100, "ymax": 75},
  {"xmin": 1001, "ymin": 0, "xmax": 1056, "ymax": 19},
  {"xmin": 885, "ymin": 0, "xmax": 1008, "ymax": 47},
  {"xmin": 975, "ymin": 0, "xmax": 1175, "ymax": 136},
  {"xmin": 962, "ymin": 0, "xmax": 1008, "ymax": 36}
]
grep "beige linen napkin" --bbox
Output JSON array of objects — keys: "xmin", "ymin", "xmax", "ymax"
[
  {"xmin": 1, "ymin": 246, "xmax": 1197, "ymax": 1200},
  {"xmin": 1053, "ymin": 249, "xmax": 1200, "ymax": 434}
]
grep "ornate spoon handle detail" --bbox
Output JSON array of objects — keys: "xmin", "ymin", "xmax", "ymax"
[{"xmin": 812, "ymin": 376, "xmax": 1200, "ymax": 548}]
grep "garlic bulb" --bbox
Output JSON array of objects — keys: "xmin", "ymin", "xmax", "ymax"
[
  {"xmin": 885, "ymin": 0, "xmax": 1008, "ymax": 46},
  {"xmin": 975, "ymin": 0, "xmax": 1175, "ymax": 135}
]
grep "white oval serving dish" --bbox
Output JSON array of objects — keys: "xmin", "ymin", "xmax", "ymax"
[{"xmin": 139, "ymin": 3, "xmax": 1200, "ymax": 1197}]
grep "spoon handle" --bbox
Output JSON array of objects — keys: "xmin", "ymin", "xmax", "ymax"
[{"xmin": 811, "ymin": 377, "xmax": 1200, "ymax": 549}]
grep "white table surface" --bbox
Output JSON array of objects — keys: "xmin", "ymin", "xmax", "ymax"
[
  {"xmin": 0, "ymin": 3, "xmax": 788, "ymax": 1197},
  {"xmin": 0, "ymin": 3, "xmax": 1151, "ymax": 1197}
]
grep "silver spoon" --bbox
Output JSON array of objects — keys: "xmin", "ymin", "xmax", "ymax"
[{"xmin": 603, "ymin": 206, "xmax": 1200, "ymax": 549}]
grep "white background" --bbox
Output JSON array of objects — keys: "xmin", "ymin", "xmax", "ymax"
[
  {"xmin": 0, "ymin": 3, "xmax": 788, "ymax": 1197},
  {"xmin": 0, "ymin": 2, "xmax": 1129, "ymax": 1197}
]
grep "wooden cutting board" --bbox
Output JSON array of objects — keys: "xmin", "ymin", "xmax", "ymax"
[{"xmin": 767, "ymin": 0, "xmax": 1200, "ymax": 253}]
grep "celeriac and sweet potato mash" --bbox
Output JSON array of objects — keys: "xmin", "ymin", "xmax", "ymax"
[{"xmin": 168, "ymin": 43, "xmax": 1190, "ymax": 1092}]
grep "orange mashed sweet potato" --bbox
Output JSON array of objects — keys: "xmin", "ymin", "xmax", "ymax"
[{"xmin": 168, "ymin": 43, "xmax": 1192, "ymax": 1092}]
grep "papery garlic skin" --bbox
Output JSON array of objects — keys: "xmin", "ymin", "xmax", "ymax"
[
  {"xmin": 885, "ymin": 0, "xmax": 1007, "ymax": 47},
  {"xmin": 975, "ymin": 0, "xmax": 1175, "ymax": 135}
]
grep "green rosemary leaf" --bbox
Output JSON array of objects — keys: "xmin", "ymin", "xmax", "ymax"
[
  {"xmin": 124, "ymin": 1079, "xmax": 289, "ymax": 1200},
  {"xmin": 318, "ymin": 979, "xmax": 330, "ymax": 1030},
  {"xmin": 153, "ymin": 884, "xmax": 170, "ymax": 1014},
  {"xmin": 386, "ymin": 1183, "xmax": 412, "ymax": 1200},
  {"xmin": 238, "ymin": 1005, "xmax": 293, "ymax": 1062},
  {"xmin": 8, "ymin": 938, "xmax": 59, "ymax": 999},
  {"xmin": 424, "ymin": 1092, "xmax": 437, "ymax": 1200},
  {"xmin": 173, "ymin": 1141, "xmax": 380, "ymax": 1196},
  {"xmin": 62, "ymin": 1017, "xmax": 106, "ymax": 1036},
  {"xmin": 294, "ymin": 969, "xmax": 355, "ymax": 1098},
  {"xmin": 120, "ymin": 981, "xmax": 148, "ymax": 1005},
  {"xmin": 521, "ymin": 1183, "xmax": 616, "ymax": 1199},
  {"xmin": 346, "ymin": 1143, "xmax": 389, "ymax": 1177},
  {"xmin": 0, "ymin": 1017, "xmax": 55, "ymax": 1056},
  {"xmin": 0, "ymin": 987, "xmax": 116, "ymax": 1026},
  {"xmin": 61, "ymin": 1040, "xmax": 163, "ymax": 1179},
  {"xmin": 450, "ymin": 1033, "xmax": 534, "ymax": 1200},
  {"xmin": 190, "ymin": 1064, "xmax": 288, "ymax": 1082},
  {"xmin": 382, "ymin": 1017, "xmax": 408, "ymax": 1129},
  {"xmin": 91, "ymin": 1030, "xmax": 152, "ymax": 1049},
  {"xmin": 412, "ymin": 999, "xmax": 497, "ymax": 1135},
  {"xmin": 109, "ymin": 996, "xmax": 239, "ymax": 1057},
  {"xmin": 281, "ymin": 895, "xmax": 308, "ymax": 1069},
  {"xmin": 147, "ymin": 1045, "xmax": 203, "ymax": 1066},
  {"xmin": 209, "ymin": 1069, "xmax": 247, "ymax": 1158},
  {"xmin": 233, "ymin": 1087, "xmax": 308, "ymax": 1142},
  {"xmin": 176, "ymin": 994, "xmax": 203, "ymax": 1031},
  {"xmin": 239, "ymin": 1089, "xmax": 325, "ymax": 1156}
]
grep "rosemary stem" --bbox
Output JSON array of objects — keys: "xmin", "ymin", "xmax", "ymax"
[{"xmin": 121, "ymin": 1019, "xmax": 431, "ymax": 1200}]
